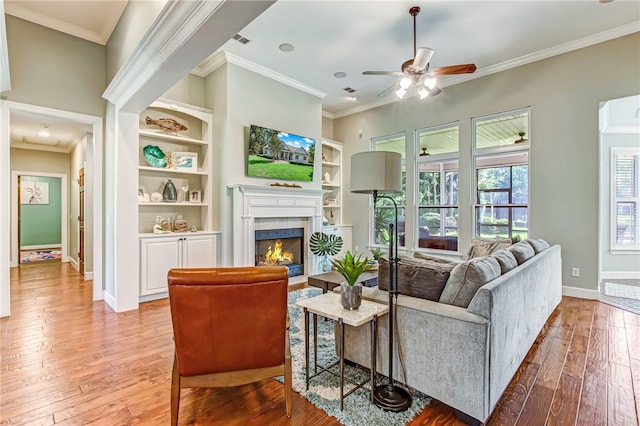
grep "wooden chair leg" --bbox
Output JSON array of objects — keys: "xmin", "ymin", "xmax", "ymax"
[
  {"xmin": 285, "ymin": 355, "xmax": 292, "ymax": 417},
  {"xmin": 171, "ymin": 355, "xmax": 180, "ymax": 426}
]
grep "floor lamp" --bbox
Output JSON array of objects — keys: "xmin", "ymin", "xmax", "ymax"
[{"xmin": 351, "ymin": 151, "xmax": 412, "ymax": 412}]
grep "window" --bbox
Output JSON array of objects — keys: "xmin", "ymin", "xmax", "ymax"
[
  {"xmin": 416, "ymin": 124, "xmax": 459, "ymax": 251},
  {"xmin": 372, "ymin": 133, "xmax": 406, "ymax": 247},
  {"xmin": 612, "ymin": 148, "xmax": 640, "ymax": 249},
  {"xmin": 473, "ymin": 109, "xmax": 530, "ymax": 240}
]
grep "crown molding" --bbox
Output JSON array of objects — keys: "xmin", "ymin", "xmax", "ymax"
[
  {"xmin": 328, "ymin": 22, "xmax": 640, "ymax": 120},
  {"xmin": 103, "ymin": 1, "xmax": 227, "ymax": 109},
  {"xmin": 0, "ymin": 3, "xmax": 11, "ymax": 93},
  {"xmin": 3, "ymin": 2, "xmax": 124, "ymax": 45},
  {"xmin": 193, "ymin": 51, "xmax": 326, "ymax": 99}
]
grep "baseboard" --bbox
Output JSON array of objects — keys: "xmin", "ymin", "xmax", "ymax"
[
  {"xmin": 103, "ymin": 291, "xmax": 116, "ymax": 311},
  {"xmin": 601, "ymin": 271, "xmax": 640, "ymax": 280},
  {"xmin": 85, "ymin": 271, "xmax": 94, "ymax": 280},
  {"xmin": 20, "ymin": 245, "xmax": 62, "ymax": 250},
  {"xmin": 68, "ymin": 257, "xmax": 79, "ymax": 271},
  {"xmin": 563, "ymin": 285, "xmax": 600, "ymax": 300}
]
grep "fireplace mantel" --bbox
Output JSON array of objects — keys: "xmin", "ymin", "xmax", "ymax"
[{"xmin": 229, "ymin": 184, "xmax": 324, "ymax": 275}]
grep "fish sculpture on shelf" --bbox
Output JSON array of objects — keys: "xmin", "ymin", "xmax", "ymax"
[{"xmin": 145, "ymin": 116, "xmax": 188, "ymax": 135}]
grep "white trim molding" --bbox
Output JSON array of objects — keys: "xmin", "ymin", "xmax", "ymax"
[
  {"xmin": 0, "ymin": 2, "xmax": 12, "ymax": 93},
  {"xmin": 563, "ymin": 285, "xmax": 600, "ymax": 300}
]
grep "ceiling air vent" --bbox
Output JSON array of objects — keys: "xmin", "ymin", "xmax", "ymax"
[
  {"xmin": 232, "ymin": 34, "xmax": 250, "ymax": 44},
  {"xmin": 343, "ymin": 87, "xmax": 356, "ymax": 94}
]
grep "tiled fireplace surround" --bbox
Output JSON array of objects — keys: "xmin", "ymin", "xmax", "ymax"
[{"xmin": 230, "ymin": 185, "xmax": 325, "ymax": 282}]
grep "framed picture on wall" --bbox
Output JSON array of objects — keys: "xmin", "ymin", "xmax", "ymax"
[{"xmin": 21, "ymin": 181, "xmax": 49, "ymax": 204}]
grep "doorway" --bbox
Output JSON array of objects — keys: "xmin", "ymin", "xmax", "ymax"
[
  {"xmin": 17, "ymin": 173, "xmax": 65, "ymax": 264},
  {"xmin": 1, "ymin": 101, "xmax": 104, "ymax": 318}
]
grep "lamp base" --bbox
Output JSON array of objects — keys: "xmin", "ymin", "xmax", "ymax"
[{"xmin": 373, "ymin": 383, "xmax": 412, "ymax": 412}]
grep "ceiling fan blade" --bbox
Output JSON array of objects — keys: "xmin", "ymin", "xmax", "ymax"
[
  {"xmin": 412, "ymin": 47, "xmax": 435, "ymax": 71},
  {"xmin": 363, "ymin": 71, "xmax": 404, "ymax": 76},
  {"xmin": 431, "ymin": 64, "xmax": 477, "ymax": 76},
  {"xmin": 377, "ymin": 85, "xmax": 394, "ymax": 98}
]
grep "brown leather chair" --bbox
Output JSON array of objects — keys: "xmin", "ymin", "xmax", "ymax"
[{"xmin": 167, "ymin": 266, "xmax": 292, "ymax": 425}]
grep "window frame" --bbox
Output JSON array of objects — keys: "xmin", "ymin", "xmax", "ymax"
[
  {"xmin": 610, "ymin": 147, "xmax": 640, "ymax": 251},
  {"xmin": 472, "ymin": 107, "xmax": 531, "ymax": 240},
  {"xmin": 415, "ymin": 122, "xmax": 460, "ymax": 252},
  {"xmin": 370, "ymin": 132, "xmax": 406, "ymax": 249}
]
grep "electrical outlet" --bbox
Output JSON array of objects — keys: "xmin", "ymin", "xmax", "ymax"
[{"xmin": 571, "ymin": 267, "xmax": 580, "ymax": 277}]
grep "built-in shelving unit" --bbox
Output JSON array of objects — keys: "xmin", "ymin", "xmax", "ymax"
[
  {"xmin": 138, "ymin": 99, "xmax": 219, "ymax": 300},
  {"xmin": 321, "ymin": 139, "xmax": 343, "ymax": 226},
  {"xmin": 138, "ymin": 99, "xmax": 212, "ymax": 234}
]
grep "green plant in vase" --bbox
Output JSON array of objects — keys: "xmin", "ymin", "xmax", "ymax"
[
  {"xmin": 309, "ymin": 232, "xmax": 343, "ymax": 272},
  {"xmin": 331, "ymin": 250, "xmax": 372, "ymax": 310}
]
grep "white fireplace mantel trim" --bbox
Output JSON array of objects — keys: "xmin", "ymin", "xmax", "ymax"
[{"xmin": 229, "ymin": 184, "xmax": 324, "ymax": 274}]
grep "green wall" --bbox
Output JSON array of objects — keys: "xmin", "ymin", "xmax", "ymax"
[{"xmin": 20, "ymin": 176, "xmax": 62, "ymax": 247}]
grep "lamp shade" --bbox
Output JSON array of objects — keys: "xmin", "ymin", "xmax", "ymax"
[{"xmin": 350, "ymin": 151, "xmax": 402, "ymax": 194}]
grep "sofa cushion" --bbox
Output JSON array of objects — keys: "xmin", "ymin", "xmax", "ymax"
[
  {"xmin": 439, "ymin": 256, "xmax": 502, "ymax": 307},
  {"xmin": 378, "ymin": 256, "xmax": 454, "ymax": 301},
  {"xmin": 507, "ymin": 241, "xmax": 536, "ymax": 264},
  {"xmin": 491, "ymin": 249, "xmax": 518, "ymax": 274},
  {"xmin": 465, "ymin": 237, "xmax": 513, "ymax": 260},
  {"xmin": 525, "ymin": 238, "xmax": 550, "ymax": 254},
  {"xmin": 412, "ymin": 252, "xmax": 458, "ymax": 264}
]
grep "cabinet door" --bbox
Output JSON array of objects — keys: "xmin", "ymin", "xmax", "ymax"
[
  {"xmin": 140, "ymin": 237, "xmax": 181, "ymax": 296},
  {"xmin": 182, "ymin": 235, "xmax": 216, "ymax": 268}
]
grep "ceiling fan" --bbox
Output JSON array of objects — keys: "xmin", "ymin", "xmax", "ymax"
[{"xmin": 363, "ymin": 6, "xmax": 477, "ymax": 99}]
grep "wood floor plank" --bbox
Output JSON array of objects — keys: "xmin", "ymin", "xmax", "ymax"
[
  {"xmin": 547, "ymin": 373, "xmax": 582, "ymax": 426},
  {"xmin": 2, "ymin": 263, "xmax": 639, "ymax": 426}
]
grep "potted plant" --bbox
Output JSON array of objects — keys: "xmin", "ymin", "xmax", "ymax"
[
  {"xmin": 309, "ymin": 232, "xmax": 343, "ymax": 272},
  {"xmin": 331, "ymin": 250, "xmax": 372, "ymax": 310},
  {"xmin": 369, "ymin": 247, "xmax": 384, "ymax": 270}
]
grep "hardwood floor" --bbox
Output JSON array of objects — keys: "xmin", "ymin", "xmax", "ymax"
[{"xmin": 1, "ymin": 262, "xmax": 638, "ymax": 425}]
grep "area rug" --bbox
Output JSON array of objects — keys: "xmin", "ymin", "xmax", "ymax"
[
  {"xmin": 19, "ymin": 250, "xmax": 62, "ymax": 263},
  {"xmin": 282, "ymin": 287, "xmax": 430, "ymax": 425},
  {"xmin": 600, "ymin": 281, "xmax": 640, "ymax": 315}
]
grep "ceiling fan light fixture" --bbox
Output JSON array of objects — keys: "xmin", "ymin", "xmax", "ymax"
[
  {"xmin": 417, "ymin": 85, "xmax": 429, "ymax": 99},
  {"xmin": 395, "ymin": 88, "xmax": 407, "ymax": 99},
  {"xmin": 400, "ymin": 77, "xmax": 412, "ymax": 90},
  {"xmin": 424, "ymin": 76, "xmax": 437, "ymax": 89}
]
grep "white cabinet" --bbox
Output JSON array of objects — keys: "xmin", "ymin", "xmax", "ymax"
[
  {"xmin": 139, "ymin": 233, "xmax": 219, "ymax": 300},
  {"xmin": 321, "ymin": 139, "xmax": 343, "ymax": 226},
  {"xmin": 138, "ymin": 98, "xmax": 213, "ymax": 234},
  {"xmin": 322, "ymin": 225, "xmax": 352, "ymax": 259}
]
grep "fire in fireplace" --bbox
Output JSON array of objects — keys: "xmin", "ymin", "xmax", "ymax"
[{"xmin": 255, "ymin": 228, "xmax": 304, "ymax": 277}]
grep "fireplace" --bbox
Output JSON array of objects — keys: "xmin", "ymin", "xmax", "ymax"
[{"xmin": 255, "ymin": 228, "xmax": 304, "ymax": 277}]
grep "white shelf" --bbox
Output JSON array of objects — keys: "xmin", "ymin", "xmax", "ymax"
[
  {"xmin": 321, "ymin": 161, "xmax": 340, "ymax": 167},
  {"xmin": 139, "ymin": 166, "xmax": 208, "ymax": 175},
  {"xmin": 139, "ymin": 129, "xmax": 207, "ymax": 145},
  {"xmin": 139, "ymin": 202, "xmax": 207, "ymax": 207}
]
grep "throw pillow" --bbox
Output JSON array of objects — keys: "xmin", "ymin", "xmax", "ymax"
[
  {"xmin": 491, "ymin": 249, "xmax": 518, "ymax": 274},
  {"xmin": 439, "ymin": 256, "xmax": 502, "ymax": 308},
  {"xmin": 525, "ymin": 238, "xmax": 550, "ymax": 254},
  {"xmin": 465, "ymin": 237, "xmax": 513, "ymax": 260},
  {"xmin": 412, "ymin": 252, "xmax": 457, "ymax": 264},
  {"xmin": 378, "ymin": 256, "xmax": 454, "ymax": 301},
  {"xmin": 507, "ymin": 241, "xmax": 536, "ymax": 264}
]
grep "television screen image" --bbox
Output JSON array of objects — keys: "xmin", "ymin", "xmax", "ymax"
[{"xmin": 247, "ymin": 124, "xmax": 316, "ymax": 182}]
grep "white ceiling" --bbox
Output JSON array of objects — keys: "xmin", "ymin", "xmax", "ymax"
[{"xmin": 4, "ymin": 0, "xmax": 640, "ymax": 151}]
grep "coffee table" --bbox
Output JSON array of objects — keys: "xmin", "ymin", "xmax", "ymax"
[
  {"xmin": 295, "ymin": 292, "xmax": 388, "ymax": 410},
  {"xmin": 308, "ymin": 270, "xmax": 378, "ymax": 294}
]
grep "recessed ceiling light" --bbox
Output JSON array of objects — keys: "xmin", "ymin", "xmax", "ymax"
[
  {"xmin": 279, "ymin": 43, "xmax": 295, "ymax": 52},
  {"xmin": 334, "ymin": 72, "xmax": 347, "ymax": 78}
]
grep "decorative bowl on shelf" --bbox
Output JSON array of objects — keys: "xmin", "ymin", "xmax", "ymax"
[{"xmin": 143, "ymin": 145, "xmax": 167, "ymax": 168}]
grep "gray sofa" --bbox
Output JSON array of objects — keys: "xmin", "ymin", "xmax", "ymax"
[{"xmin": 336, "ymin": 243, "xmax": 562, "ymax": 424}]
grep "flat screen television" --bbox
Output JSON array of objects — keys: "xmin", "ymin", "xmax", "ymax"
[{"xmin": 247, "ymin": 124, "xmax": 316, "ymax": 182}]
